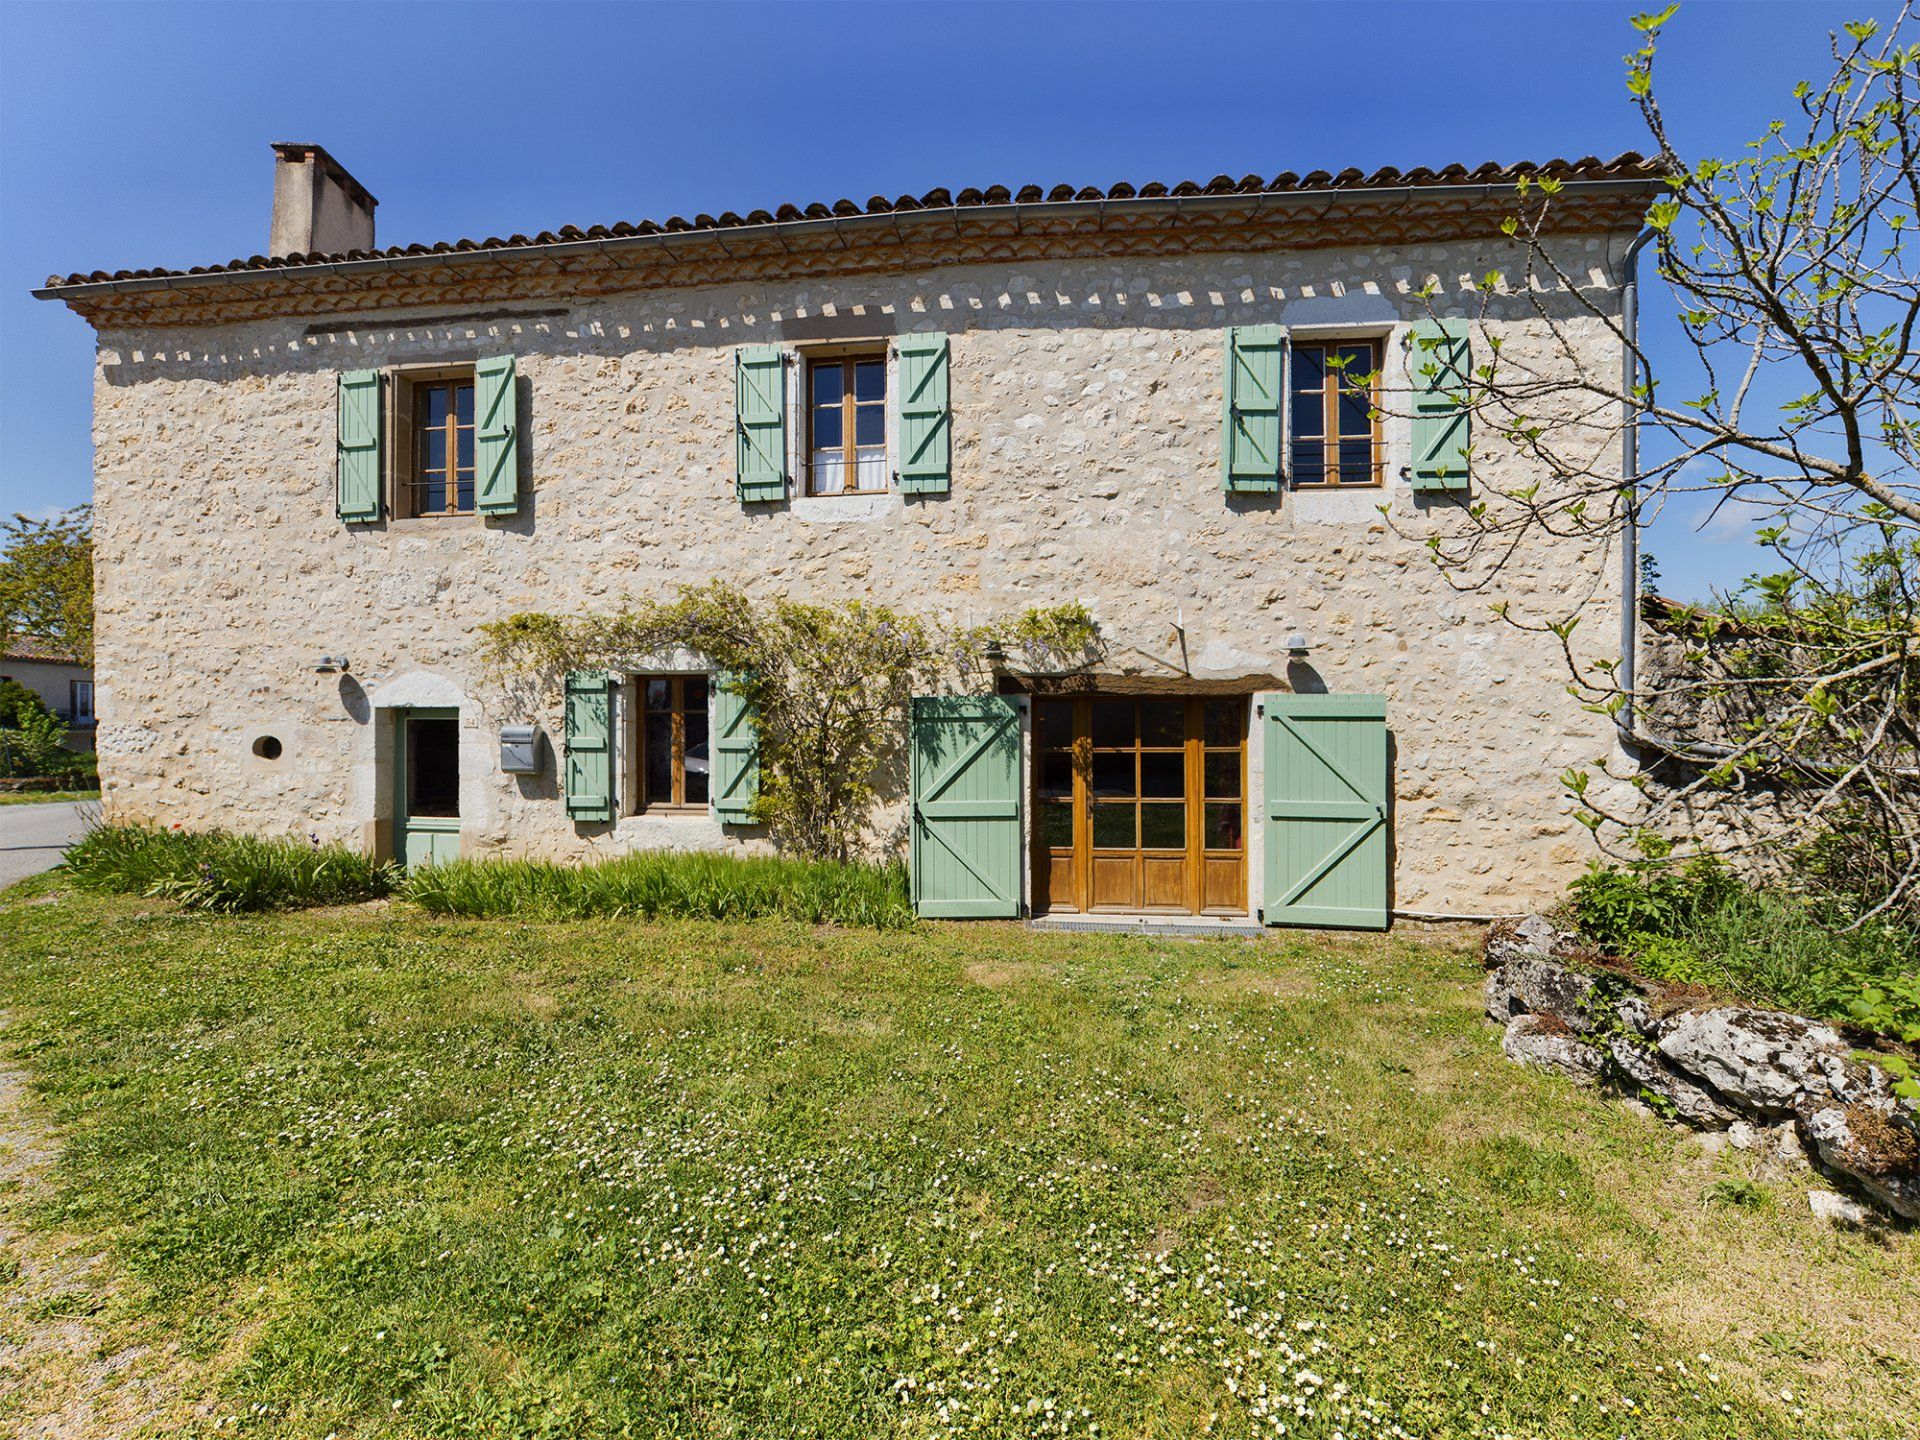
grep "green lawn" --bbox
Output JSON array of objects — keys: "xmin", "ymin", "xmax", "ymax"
[
  {"xmin": 0, "ymin": 788, "xmax": 99, "ymax": 805},
  {"xmin": 0, "ymin": 885, "xmax": 1913, "ymax": 1439}
]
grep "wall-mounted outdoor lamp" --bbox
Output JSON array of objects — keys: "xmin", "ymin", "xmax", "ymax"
[
  {"xmin": 313, "ymin": 654, "xmax": 351, "ymax": 674},
  {"xmin": 1285, "ymin": 633, "xmax": 1311, "ymax": 659}
]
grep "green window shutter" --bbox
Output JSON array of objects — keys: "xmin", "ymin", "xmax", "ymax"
[
  {"xmin": 474, "ymin": 354, "xmax": 521, "ymax": 515},
  {"xmin": 910, "ymin": 695, "xmax": 1022, "ymax": 918},
  {"xmin": 562, "ymin": 670, "xmax": 614, "ymax": 822},
  {"xmin": 1259, "ymin": 693, "xmax": 1389, "ymax": 930},
  {"xmin": 734, "ymin": 346, "xmax": 788, "ymax": 503},
  {"xmin": 1221, "ymin": 324, "xmax": 1286, "ymax": 493},
  {"xmin": 896, "ymin": 332, "xmax": 951, "ymax": 495},
  {"xmin": 711, "ymin": 672, "xmax": 761, "ymax": 823},
  {"xmin": 1410, "ymin": 319, "xmax": 1471, "ymax": 491},
  {"xmin": 337, "ymin": 369, "xmax": 383, "ymax": 522}
]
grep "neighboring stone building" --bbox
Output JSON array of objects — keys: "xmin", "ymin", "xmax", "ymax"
[
  {"xmin": 0, "ymin": 636, "xmax": 94, "ymax": 752},
  {"xmin": 34, "ymin": 144, "xmax": 1660, "ymax": 924}
]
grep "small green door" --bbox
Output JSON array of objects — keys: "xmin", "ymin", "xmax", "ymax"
[
  {"xmin": 395, "ymin": 707, "xmax": 462, "ymax": 871},
  {"xmin": 910, "ymin": 695, "xmax": 1023, "ymax": 918},
  {"xmin": 1259, "ymin": 693, "xmax": 1389, "ymax": 929}
]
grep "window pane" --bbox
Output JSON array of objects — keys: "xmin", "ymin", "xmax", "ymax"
[
  {"xmin": 644, "ymin": 714, "xmax": 673, "ymax": 804},
  {"xmin": 1092, "ymin": 750, "xmax": 1133, "ymax": 797},
  {"xmin": 1141, "ymin": 802, "xmax": 1185, "ymax": 849},
  {"xmin": 422, "ymin": 427, "xmax": 447, "ymax": 473},
  {"xmin": 1140, "ymin": 750, "xmax": 1183, "ymax": 797},
  {"xmin": 1292, "ymin": 346, "xmax": 1325, "ymax": 390},
  {"xmin": 684, "ymin": 710, "xmax": 709, "ymax": 804},
  {"xmin": 407, "ymin": 717, "xmax": 460, "ymax": 818},
  {"xmin": 455, "ymin": 478, "xmax": 474, "ymax": 512},
  {"xmin": 812, "ymin": 405, "xmax": 843, "ymax": 450},
  {"xmin": 1205, "ymin": 802, "xmax": 1244, "ymax": 851},
  {"xmin": 645, "ymin": 679, "xmax": 670, "ymax": 711},
  {"xmin": 1339, "ymin": 439, "xmax": 1375, "ymax": 485},
  {"xmin": 419, "ymin": 479, "xmax": 446, "ymax": 514},
  {"xmin": 811, "ymin": 363, "xmax": 844, "ymax": 405},
  {"xmin": 1291, "ymin": 392, "xmax": 1324, "ymax": 439},
  {"xmin": 1092, "ymin": 802, "xmax": 1135, "ymax": 848},
  {"xmin": 1039, "ymin": 802, "xmax": 1073, "ymax": 849},
  {"xmin": 1203, "ymin": 699, "xmax": 1244, "ymax": 747},
  {"xmin": 685, "ymin": 676, "xmax": 708, "ymax": 712},
  {"xmin": 853, "ymin": 446, "xmax": 887, "ymax": 491},
  {"xmin": 454, "ymin": 383, "xmax": 475, "ymax": 425},
  {"xmin": 1039, "ymin": 749, "xmax": 1072, "ymax": 798},
  {"xmin": 1091, "ymin": 700, "xmax": 1133, "ymax": 748},
  {"xmin": 421, "ymin": 384, "xmax": 448, "ymax": 427},
  {"xmin": 1140, "ymin": 701, "xmax": 1183, "ymax": 747},
  {"xmin": 1204, "ymin": 751, "xmax": 1239, "ymax": 798},
  {"xmin": 1036, "ymin": 700, "xmax": 1075, "ymax": 749},
  {"xmin": 855, "ymin": 403, "xmax": 884, "ymax": 446},
  {"xmin": 853, "ymin": 359, "xmax": 885, "ymax": 402},
  {"xmin": 1338, "ymin": 381, "xmax": 1372, "ymax": 437},
  {"xmin": 1291, "ymin": 445, "xmax": 1325, "ymax": 485},
  {"xmin": 457, "ymin": 427, "xmax": 474, "ymax": 474}
]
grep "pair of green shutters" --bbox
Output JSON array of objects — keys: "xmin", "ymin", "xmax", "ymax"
[
  {"xmin": 1221, "ymin": 321, "xmax": 1472, "ymax": 493},
  {"xmin": 336, "ymin": 356, "xmax": 522, "ymax": 522},
  {"xmin": 907, "ymin": 692, "xmax": 1390, "ymax": 929},
  {"xmin": 561, "ymin": 671, "xmax": 758, "ymax": 825},
  {"xmin": 735, "ymin": 334, "xmax": 951, "ymax": 501}
]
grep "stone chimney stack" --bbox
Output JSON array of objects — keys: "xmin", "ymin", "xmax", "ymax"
[{"xmin": 268, "ymin": 143, "xmax": 377, "ymax": 257}]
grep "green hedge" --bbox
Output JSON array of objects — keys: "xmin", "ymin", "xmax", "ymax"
[{"xmin": 401, "ymin": 850, "xmax": 913, "ymax": 928}]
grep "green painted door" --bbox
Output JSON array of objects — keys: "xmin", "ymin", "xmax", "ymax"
[
  {"xmin": 911, "ymin": 695, "xmax": 1023, "ymax": 918},
  {"xmin": 395, "ymin": 707, "xmax": 461, "ymax": 872},
  {"xmin": 1259, "ymin": 693, "xmax": 1388, "ymax": 929}
]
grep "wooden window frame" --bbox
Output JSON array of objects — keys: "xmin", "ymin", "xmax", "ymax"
[
  {"xmin": 804, "ymin": 348, "xmax": 889, "ymax": 497},
  {"xmin": 636, "ymin": 675, "xmax": 710, "ymax": 813},
  {"xmin": 1289, "ymin": 337, "xmax": 1385, "ymax": 489},
  {"xmin": 386, "ymin": 364, "xmax": 478, "ymax": 520}
]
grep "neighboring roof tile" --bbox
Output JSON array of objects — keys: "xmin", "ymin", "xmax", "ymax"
[
  {"xmin": 40, "ymin": 153, "xmax": 1660, "ymax": 290},
  {"xmin": 0, "ymin": 635, "xmax": 83, "ymax": 665}
]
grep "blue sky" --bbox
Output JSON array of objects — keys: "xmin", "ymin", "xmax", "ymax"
[{"xmin": 0, "ymin": 0, "xmax": 1892, "ymax": 598}]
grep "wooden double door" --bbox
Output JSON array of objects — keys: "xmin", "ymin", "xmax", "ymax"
[{"xmin": 1031, "ymin": 695, "xmax": 1248, "ymax": 915}]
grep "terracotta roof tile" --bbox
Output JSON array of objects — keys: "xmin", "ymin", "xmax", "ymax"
[{"xmin": 39, "ymin": 152, "xmax": 1661, "ymax": 292}]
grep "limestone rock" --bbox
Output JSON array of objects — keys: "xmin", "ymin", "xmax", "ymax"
[
  {"xmin": 1605, "ymin": 1037, "xmax": 1737, "ymax": 1128},
  {"xmin": 1485, "ymin": 955, "xmax": 1598, "ymax": 1031},
  {"xmin": 1655, "ymin": 1008, "xmax": 1846, "ymax": 1117},
  {"xmin": 1807, "ymin": 1188, "xmax": 1884, "ymax": 1230},
  {"xmin": 1483, "ymin": 913, "xmax": 1578, "ymax": 969},
  {"xmin": 1727, "ymin": 1119, "xmax": 1812, "ymax": 1178},
  {"xmin": 1502, "ymin": 1014, "xmax": 1604, "ymax": 1085},
  {"xmin": 1795, "ymin": 1100, "xmax": 1920, "ymax": 1221}
]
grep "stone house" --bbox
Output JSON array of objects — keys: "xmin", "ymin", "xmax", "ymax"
[
  {"xmin": 34, "ymin": 144, "xmax": 1660, "ymax": 925},
  {"xmin": 0, "ymin": 636, "xmax": 94, "ymax": 752}
]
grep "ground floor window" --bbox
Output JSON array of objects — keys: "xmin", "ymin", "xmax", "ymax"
[
  {"xmin": 638, "ymin": 676, "xmax": 709, "ymax": 811},
  {"xmin": 1033, "ymin": 695, "xmax": 1247, "ymax": 915}
]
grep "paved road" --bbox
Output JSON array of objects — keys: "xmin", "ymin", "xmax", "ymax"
[{"xmin": 0, "ymin": 803, "xmax": 89, "ymax": 890}]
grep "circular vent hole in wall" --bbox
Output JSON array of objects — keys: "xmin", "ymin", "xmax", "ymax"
[{"xmin": 252, "ymin": 735, "xmax": 283, "ymax": 761}]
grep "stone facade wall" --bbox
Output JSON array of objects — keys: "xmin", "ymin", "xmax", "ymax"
[{"xmin": 87, "ymin": 236, "xmax": 1636, "ymax": 914}]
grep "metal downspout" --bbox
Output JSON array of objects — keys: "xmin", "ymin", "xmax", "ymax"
[{"xmin": 1618, "ymin": 226, "xmax": 1657, "ymax": 742}]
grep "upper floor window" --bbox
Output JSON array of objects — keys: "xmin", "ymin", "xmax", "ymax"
[
  {"xmin": 406, "ymin": 374, "xmax": 476, "ymax": 516},
  {"xmin": 807, "ymin": 353, "xmax": 887, "ymax": 496},
  {"xmin": 71, "ymin": 679, "xmax": 94, "ymax": 726},
  {"xmin": 1290, "ymin": 340, "xmax": 1382, "ymax": 488},
  {"xmin": 638, "ymin": 676, "xmax": 709, "ymax": 811}
]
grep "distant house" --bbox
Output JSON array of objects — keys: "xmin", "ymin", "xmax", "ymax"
[{"xmin": 0, "ymin": 636, "xmax": 95, "ymax": 751}]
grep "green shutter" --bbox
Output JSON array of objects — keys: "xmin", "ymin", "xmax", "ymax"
[
  {"xmin": 1410, "ymin": 319, "xmax": 1471, "ymax": 491},
  {"xmin": 563, "ymin": 670, "xmax": 614, "ymax": 822},
  {"xmin": 475, "ymin": 354, "xmax": 520, "ymax": 515},
  {"xmin": 1260, "ymin": 693, "xmax": 1389, "ymax": 930},
  {"xmin": 1221, "ymin": 325, "xmax": 1286, "ymax": 493},
  {"xmin": 711, "ymin": 672, "xmax": 760, "ymax": 823},
  {"xmin": 735, "ymin": 346, "xmax": 788, "ymax": 503},
  {"xmin": 337, "ymin": 369, "xmax": 383, "ymax": 522},
  {"xmin": 896, "ymin": 332, "xmax": 951, "ymax": 495},
  {"xmin": 910, "ymin": 695, "xmax": 1022, "ymax": 918}
]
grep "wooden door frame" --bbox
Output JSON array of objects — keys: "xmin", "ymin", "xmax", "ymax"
[{"xmin": 1030, "ymin": 694, "xmax": 1248, "ymax": 917}]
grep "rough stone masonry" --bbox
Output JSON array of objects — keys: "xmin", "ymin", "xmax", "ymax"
[{"xmin": 55, "ymin": 174, "xmax": 1648, "ymax": 914}]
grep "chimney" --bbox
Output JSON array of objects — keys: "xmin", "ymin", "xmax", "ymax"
[{"xmin": 269, "ymin": 143, "xmax": 377, "ymax": 258}]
